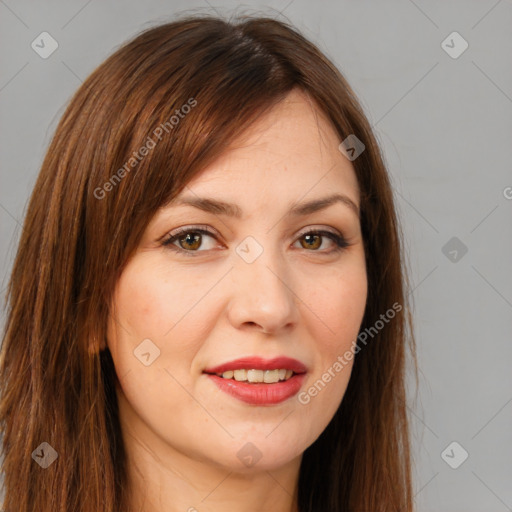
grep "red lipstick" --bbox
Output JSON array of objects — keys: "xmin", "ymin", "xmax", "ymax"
[{"xmin": 203, "ymin": 356, "xmax": 307, "ymax": 406}]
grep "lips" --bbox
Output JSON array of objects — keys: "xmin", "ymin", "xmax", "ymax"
[
  {"xmin": 203, "ymin": 356, "xmax": 308, "ymax": 406},
  {"xmin": 203, "ymin": 356, "xmax": 307, "ymax": 375}
]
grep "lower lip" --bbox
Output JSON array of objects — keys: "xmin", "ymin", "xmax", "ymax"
[{"xmin": 205, "ymin": 373, "xmax": 306, "ymax": 405}]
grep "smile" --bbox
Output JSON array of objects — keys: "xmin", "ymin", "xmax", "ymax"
[
  {"xmin": 215, "ymin": 369, "xmax": 294, "ymax": 383},
  {"xmin": 203, "ymin": 356, "xmax": 308, "ymax": 405}
]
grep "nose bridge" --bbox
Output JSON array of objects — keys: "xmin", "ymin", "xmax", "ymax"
[{"xmin": 227, "ymin": 234, "xmax": 298, "ymax": 332}]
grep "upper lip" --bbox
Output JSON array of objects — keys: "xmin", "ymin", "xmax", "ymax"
[{"xmin": 203, "ymin": 356, "xmax": 307, "ymax": 374}]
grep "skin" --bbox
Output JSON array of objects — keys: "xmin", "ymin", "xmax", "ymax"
[{"xmin": 105, "ymin": 88, "xmax": 368, "ymax": 512}]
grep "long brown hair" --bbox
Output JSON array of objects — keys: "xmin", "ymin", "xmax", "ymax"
[{"xmin": 0, "ymin": 13, "xmax": 416, "ymax": 512}]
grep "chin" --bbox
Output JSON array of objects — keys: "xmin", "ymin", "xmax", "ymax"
[{"xmin": 213, "ymin": 427, "xmax": 312, "ymax": 473}]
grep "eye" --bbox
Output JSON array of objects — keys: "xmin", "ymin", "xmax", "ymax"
[
  {"xmin": 294, "ymin": 229, "xmax": 349, "ymax": 253},
  {"xmin": 162, "ymin": 226, "xmax": 350, "ymax": 257},
  {"xmin": 162, "ymin": 226, "xmax": 221, "ymax": 255}
]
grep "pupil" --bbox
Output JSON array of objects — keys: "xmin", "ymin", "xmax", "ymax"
[
  {"xmin": 303, "ymin": 234, "xmax": 320, "ymax": 249},
  {"xmin": 182, "ymin": 233, "xmax": 201, "ymax": 250}
]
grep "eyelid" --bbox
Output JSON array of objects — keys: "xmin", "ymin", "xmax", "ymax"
[
  {"xmin": 294, "ymin": 225, "xmax": 342, "ymax": 239},
  {"xmin": 165, "ymin": 224, "xmax": 219, "ymax": 240}
]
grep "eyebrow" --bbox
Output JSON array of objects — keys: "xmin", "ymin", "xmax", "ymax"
[{"xmin": 170, "ymin": 193, "xmax": 359, "ymax": 219}]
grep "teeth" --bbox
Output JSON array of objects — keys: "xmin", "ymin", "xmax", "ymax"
[
  {"xmin": 263, "ymin": 369, "xmax": 279, "ymax": 383},
  {"xmin": 219, "ymin": 369, "xmax": 295, "ymax": 383},
  {"xmin": 233, "ymin": 369, "xmax": 247, "ymax": 381},
  {"xmin": 247, "ymin": 369, "xmax": 264, "ymax": 382}
]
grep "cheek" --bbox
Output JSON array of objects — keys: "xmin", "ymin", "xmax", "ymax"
[
  {"xmin": 106, "ymin": 261, "xmax": 216, "ymax": 434},
  {"xmin": 295, "ymin": 261, "xmax": 366, "ymax": 430},
  {"xmin": 306, "ymin": 262, "xmax": 368, "ymax": 351},
  {"xmin": 110, "ymin": 257, "xmax": 211, "ymax": 341},
  {"xmin": 109, "ymin": 274, "xmax": 168, "ymax": 342},
  {"xmin": 107, "ymin": 257, "xmax": 224, "ymax": 379}
]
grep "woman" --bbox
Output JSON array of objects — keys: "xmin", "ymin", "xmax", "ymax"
[{"xmin": 0, "ymin": 13, "xmax": 416, "ymax": 512}]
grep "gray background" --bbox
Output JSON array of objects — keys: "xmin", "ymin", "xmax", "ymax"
[{"xmin": 1, "ymin": 1, "xmax": 511, "ymax": 510}]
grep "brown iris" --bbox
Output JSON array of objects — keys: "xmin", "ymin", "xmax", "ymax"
[
  {"xmin": 299, "ymin": 234, "xmax": 322, "ymax": 250},
  {"xmin": 179, "ymin": 232, "xmax": 202, "ymax": 250},
  {"xmin": 177, "ymin": 232, "xmax": 325, "ymax": 251}
]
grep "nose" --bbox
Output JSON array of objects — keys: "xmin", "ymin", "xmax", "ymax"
[{"xmin": 226, "ymin": 246, "xmax": 299, "ymax": 335}]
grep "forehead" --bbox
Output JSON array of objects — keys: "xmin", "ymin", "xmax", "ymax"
[{"xmin": 181, "ymin": 89, "xmax": 360, "ymax": 206}]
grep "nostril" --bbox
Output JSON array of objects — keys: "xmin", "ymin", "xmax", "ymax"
[{"xmin": 243, "ymin": 322, "xmax": 263, "ymax": 330}]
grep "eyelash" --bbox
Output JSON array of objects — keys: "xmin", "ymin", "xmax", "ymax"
[{"xmin": 161, "ymin": 225, "xmax": 350, "ymax": 257}]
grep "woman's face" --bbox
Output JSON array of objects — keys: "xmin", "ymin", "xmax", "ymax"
[{"xmin": 106, "ymin": 89, "xmax": 367, "ymax": 473}]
